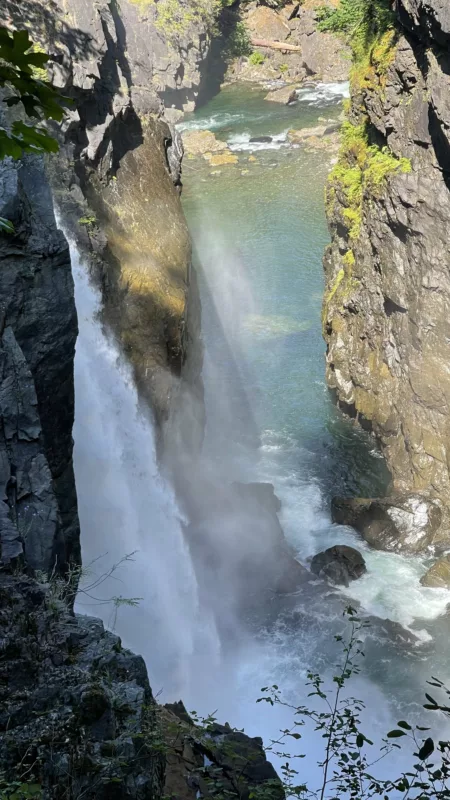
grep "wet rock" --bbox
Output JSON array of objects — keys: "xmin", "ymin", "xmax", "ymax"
[
  {"xmin": 332, "ymin": 496, "xmax": 445, "ymax": 555},
  {"xmin": 206, "ymin": 152, "xmax": 239, "ymax": 167},
  {"xmin": 250, "ymin": 135, "xmax": 273, "ymax": 143},
  {"xmin": 264, "ymin": 85, "xmax": 298, "ymax": 104},
  {"xmin": 288, "ymin": 124, "xmax": 328, "ymax": 142},
  {"xmin": 182, "ymin": 129, "xmax": 228, "ymax": 157},
  {"xmin": 310, "ymin": 545, "xmax": 367, "ymax": 586},
  {"xmin": 420, "ymin": 556, "xmax": 450, "ymax": 588}
]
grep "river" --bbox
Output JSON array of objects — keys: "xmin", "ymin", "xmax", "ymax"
[{"xmin": 73, "ymin": 81, "xmax": 450, "ymax": 788}]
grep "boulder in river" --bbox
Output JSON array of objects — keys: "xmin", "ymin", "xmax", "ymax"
[
  {"xmin": 182, "ymin": 129, "xmax": 228, "ymax": 157},
  {"xmin": 420, "ymin": 556, "xmax": 450, "ymax": 588},
  {"xmin": 332, "ymin": 495, "xmax": 445, "ymax": 555},
  {"xmin": 310, "ymin": 545, "xmax": 367, "ymax": 586},
  {"xmin": 249, "ymin": 135, "xmax": 273, "ymax": 143},
  {"xmin": 264, "ymin": 85, "xmax": 298, "ymax": 104},
  {"xmin": 287, "ymin": 124, "xmax": 328, "ymax": 142}
]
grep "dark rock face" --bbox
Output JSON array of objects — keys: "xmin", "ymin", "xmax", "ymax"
[
  {"xmin": 162, "ymin": 703, "xmax": 284, "ymax": 800},
  {"xmin": 332, "ymin": 496, "xmax": 445, "ymax": 555},
  {"xmin": 2, "ymin": 0, "xmax": 205, "ymax": 446},
  {"xmin": 323, "ymin": 1, "xmax": 450, "ymax": 535},
  {"xmin": 0, "ymin": 156, "xmax": 78, "ymax": 571},
  {"xmin": 310, "ymin": 545, "xmax": 366, "ymax": 586},
  {"xmin": 0, "ymin": 573, "xmax": 165, "ymax": 799}
]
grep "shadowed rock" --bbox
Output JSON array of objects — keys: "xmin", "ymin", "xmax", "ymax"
[
  {"xmin": 310, "ymin": 545, "xmax": 366, "ymax": 586},
  {"xmin": 332, "ymin": 495, "xmax": 445, "ymax": 555}
]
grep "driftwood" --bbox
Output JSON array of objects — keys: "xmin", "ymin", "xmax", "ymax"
[{"xmin": 250, "ymin": 37, "xmax": 302, "ymax": 52}]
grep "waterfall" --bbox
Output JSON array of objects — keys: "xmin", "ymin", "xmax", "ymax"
[{"xmin": 70, "ymin": 242, "xmax": 220, "ymax": 701}]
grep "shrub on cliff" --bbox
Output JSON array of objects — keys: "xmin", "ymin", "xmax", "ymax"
[
  {"xmin": 317, "ymin": 0, "xmax": 394, "ymax": 62},
  {"xmin": 0, "ymin": 26, "xmax": 68, "ymax": 232}
]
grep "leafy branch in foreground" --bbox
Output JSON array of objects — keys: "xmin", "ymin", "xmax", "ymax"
[
  {"xmin": 0, "ymin": 25, "xmax": 70, "ymax": 232},
  {"xmin": 42, "ymin": 551, "xmax": 142, "ymax": 629},
  {"xmin": 191, "ymin": 607, "xmax": 450, "ymax": 800}
]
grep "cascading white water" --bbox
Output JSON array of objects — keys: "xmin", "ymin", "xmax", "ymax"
[{"xmin": 70, "ymin": 242, "xmax": 221, "ymax": 700}]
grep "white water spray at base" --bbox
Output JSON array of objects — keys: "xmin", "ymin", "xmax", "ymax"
[{"xmin": 70, "ymin": 243, "xmax": 220, "ymax": 701}]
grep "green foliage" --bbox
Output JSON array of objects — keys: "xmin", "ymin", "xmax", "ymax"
[
  {"xmin": 224, "ymin": 21, "xmax": 253, "ymax": 59},
  {"xmin": 327, "ymin": 120, "xmax": 411, "ymax": 240},
  {"xmin": 0, "ymin": 27, "xmax": 69, "ymax": 159},
  {"xmin": 279, "ymin": 63, "xmax": 289, "ymax": 74},
  {"xmin": 0, "ymin": 776, "xmax": 41, "ymax": 800},
  {"xmin": 193, "ymin": 608, "xmax": 450, "ymax": 799},
  {"xmin": 78, "ymin": 214, "xmax": 97, "ymax": 228},
  {"xmin": 248, "ymin": 51, "xmax": 265, "ymax": 66},
  {"xmin": 317, "ymin": 0, "xmax": 395, "ymax": 64},
  {"xmin": 0, "ymin": 26, "xmax": 69, "ymax": 235},
  {"xmin": 129, "ymin": 0, "xmax": 235, "ymax": 39}
]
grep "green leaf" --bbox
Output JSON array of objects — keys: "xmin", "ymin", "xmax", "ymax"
[
  {"xmin": 397, "ymin": 720, "xmax": 412, "ymax": 730},
  {"xmin": 387, "ymin": 730, "xmax": 407, "ymax": 738},
  {"xmin": 0, "ymin": 216, "xmax": 14, "ymax": 233},
  {"xmin": 418, "ymin": 738, "xmax": 434, "ymax": 761},
  {"xmin": 356, "ymin": 733, "xmax": 364, "ymax": 748}
]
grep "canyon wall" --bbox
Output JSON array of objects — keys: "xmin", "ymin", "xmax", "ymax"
[
  {"xmin": 0, "ymin": 3, "xmax": 286, "ymax": 796},
  {"xmin": 323, "ymin": 0, "xmax": 450, "ymax": 532},
  {"xmin": 1, "ymin": 0, "xmax": 208, "ymax": 438}
]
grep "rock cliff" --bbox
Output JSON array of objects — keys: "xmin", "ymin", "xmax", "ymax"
[
  {"xmin": 0, "ymin": 4, "xmax": 284, "ymax": 797},
  {"xmin": 1, "ymin": 0, "xmax": 208, "ymax": 440},
  {"xmin": 322, "ymin": 0, "xmax": 450, "ymax": 538},
  {"xmin": 0, "ymin": 155, "xmax": 78, "ymax": 573}
]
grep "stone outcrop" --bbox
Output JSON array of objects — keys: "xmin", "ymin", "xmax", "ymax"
[
  {"xmin": 420, "ymin": 555, "xmax": 450, "ymax": 588},
  {"xmin": 332, "ymin": 496, "xmax": 445, "ymax": 555},
  {"xmin": 0, "ymin": 155, "xmax": 78, "ymax": 572},
  {"xmin": 0, "ymin": 573, "xmax": 165, "ymax": 799},
  {"xmin": 322, "ymin": 1, "xmax": 450, "ymax": 542},
  {"xmin": 310, "ymin": 544, "xmax": 367, "ymax": 586},
  {"xmin": 162, "ymin": 702, "xmax": 284, "ymax": 800},
  {"xmin": 226, "ymin": 0, "xmax": 350, "ymax": 84}
]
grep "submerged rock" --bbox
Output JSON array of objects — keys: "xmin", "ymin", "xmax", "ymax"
[
  {"xmin": 206, "ymin": 152, "xmax": 239, "ymax": 166},
  {"xmin": 250, "ymin": 135, "xmax": 273, "ymax": 143},
  {"xmin": 264, "ymin": 85, "xmax": 298, "ymax": 104},
  {"xmin": 420, "ymin": 556, "xmax": 450, "ymax": 588},
  {"xmin": 310, "ymin": 545, "xmax": 366, "ymax": 586},
  {"xmin": 182, "ymin": 129, "xmax": 228, "ymax": 156},
  {"xmin": 288, "ymin": 124, "xmax": 328, "ymax": 142},
  {"xmin": 332, "ymin": 496, "xmax": 445, "ymax": 555}
]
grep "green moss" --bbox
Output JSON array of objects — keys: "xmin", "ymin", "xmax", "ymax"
[
  {"xmin": 78, "ymin": 215, "xmax": 97, "ymax": 228},
  {"xmin": 327, "ymin": 120, "xmax": 411, "ymax": 240},
  {"xmin": 327, "ymin": 268, "xmax": 345, "ymax": 304},
  {"xmin": 248, "ymin": 51, "xmax": 265, "ymax": 66},
  {"xmin": 129, "ymin": 0, "xmax": 232, "ymax": 38}
]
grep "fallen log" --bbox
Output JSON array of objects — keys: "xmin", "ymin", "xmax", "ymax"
[{"xmin": 250, "ymin": 37, "xmax": 302, "ymax": 52}]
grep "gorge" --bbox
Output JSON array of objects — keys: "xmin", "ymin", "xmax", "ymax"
[{"xmin": 2, "ymin": 0, "xmax": 450, "ymax": 797}]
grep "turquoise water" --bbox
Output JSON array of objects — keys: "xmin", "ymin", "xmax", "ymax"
[
  {"xmin": 182, "ymin": 82, "xmax": 388, "ymax": 501},
  {"xmin": 179, "ymin": 84, "xmax": 450, "ymax": 754}
]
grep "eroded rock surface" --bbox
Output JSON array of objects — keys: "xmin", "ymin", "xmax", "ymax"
[
  {"xmin": 323, "ymin": 0, "xmax": 450, "ymax": 536},
  {"xmin": 0, "ymin": 156, "xmax": 78, "ymax": 571}
]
